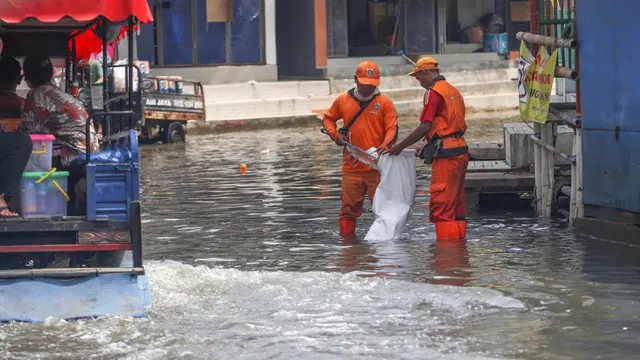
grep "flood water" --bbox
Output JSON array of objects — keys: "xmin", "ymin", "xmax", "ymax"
[{"xmin": 2, "ymin": 119, "xmax": 640, "ymax": 359}]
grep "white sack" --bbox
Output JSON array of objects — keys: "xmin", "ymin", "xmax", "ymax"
[{"xmin": 365, "ymin": 149, "xmax": 417, "ymax": 240}]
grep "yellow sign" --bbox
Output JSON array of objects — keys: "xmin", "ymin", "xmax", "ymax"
[{"xmin": 518, "ymin": 41, "xmax": 558, "ymax": 123}]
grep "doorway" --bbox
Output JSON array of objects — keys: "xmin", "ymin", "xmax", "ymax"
[{"xmin": 346, "ymin": 0, "xmax": 402, "ymax": 57}]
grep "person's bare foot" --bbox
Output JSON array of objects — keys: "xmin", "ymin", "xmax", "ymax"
[{"xmin": 0, "ymin": 195, "xmax": 18, "ymax": 217}]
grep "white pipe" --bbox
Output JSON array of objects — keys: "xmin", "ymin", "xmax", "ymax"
[
  {"xmin": 540, "ymin": 123, "xmax": 550, "ymax": 216},
  {"xmin": 540, "ymin": 124, "xmax": 551, "ymax": 217},
  {"xmin": 576, "ymin": 127, "xmax": 584, "ymax": 218},
  {"xmin": 528, "ymin": 134, "xmax": 575, "ymax": 163},
  {"xmin": 547, "ymin": 123, "xmax": 555, "ymax": 217},
  {"xmin": 569, "ymin": 128, "xmax": 578, "ymax": 226},
  {"xmin": 534, "ymin": 123, "xmax": 543, "ymax": 216}
]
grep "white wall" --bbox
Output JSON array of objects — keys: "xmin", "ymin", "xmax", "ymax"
[{"xmin": 265, "ymin": 0, "xmax": 277, "ymax": 66}]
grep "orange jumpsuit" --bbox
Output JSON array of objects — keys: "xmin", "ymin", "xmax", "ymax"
[
  {"xmin": 323, "ymin": 90, "xmax": 398, "ymax": 235},
  {"xmin": 422, "ymin": 77, "xmax": 469, "ymax": 241}
]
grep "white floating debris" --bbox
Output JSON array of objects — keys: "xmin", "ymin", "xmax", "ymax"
[{"xmin": 195, "ymin": 258, "xmax": 236, "ymax": 263}]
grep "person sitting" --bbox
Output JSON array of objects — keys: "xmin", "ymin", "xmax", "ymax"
[
  {"xmin": 0, "ymin": 56, "xmax": 33, "ymax": 217},
  {"xmin": 21, "ymin": 55, "xmax": 101, "ymax": 215}
]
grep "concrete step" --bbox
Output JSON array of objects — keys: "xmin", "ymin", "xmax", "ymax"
[
  {"xmin": 203, "ymin": 80, "xmax": 331, "ymax": 103},
  {"xmin": 330, "ymin": 68, "xmax": 519, "ymax": 94},
  {"xmin": 384, "ymin": 81, "xmax": 517, "ymax": 102},
  {"xmin": 205, "ymin": 97, "xmax": 323, "ymax": 121},
  {"xmin": 201, "ymin": 67, "xmax": 519, "ymax": 103},
  {"xmin": 191, "ymin": 109, "xmax": 522, "ymax": 133},
  {"xmin": 206, "ymin": 91, "xmax": 519, "ymax": 122},
  {"xmin": 393, "ymin": 93, "xmax": 518, "ymax": 116},
  {"xmin": 327, "ymin": 59, "xmax": 516, "ymax": 79}
]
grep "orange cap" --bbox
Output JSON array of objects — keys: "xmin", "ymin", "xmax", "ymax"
[
  {"xmin": 408, "ymin": 56, "xmax": 439, "ymax": 76},
  {"xmin": 355, "ymin": 61, "xmax": 381, "ymax": 87}
]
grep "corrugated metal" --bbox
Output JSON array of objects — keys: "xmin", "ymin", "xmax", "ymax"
[{"xmin": 577, "ymin": 0, "xmax": 640, "ymax": 213}]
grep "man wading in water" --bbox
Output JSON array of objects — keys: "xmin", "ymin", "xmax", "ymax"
[
  {"xmin": 322, "ymin": 61, "xmax": 398, "ymax": 237},
  {"xmin": 384, "ymin": 56, "xmax": 469, "ymax": 241}
]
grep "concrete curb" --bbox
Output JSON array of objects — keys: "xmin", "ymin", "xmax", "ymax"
[
  {"xmin": 187, "ymin": 109, "xmax": 521, "ymax": 135},
  {"xmin": 187, "ymin": 114, "xmax": 320, "ymax": 134}
]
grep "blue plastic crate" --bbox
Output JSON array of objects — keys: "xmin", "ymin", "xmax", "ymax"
[{"xmin": 86, "ymin": 130, "xmax": 140, "ymax": 221}]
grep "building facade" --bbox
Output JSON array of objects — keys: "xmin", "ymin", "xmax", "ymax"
[
  {"xmin": 276, "ymin": 0, "xmax": 530, "ymax": 80},
  {"xmin": 136, "ymin": 0, "xmax": 277, "ymax": 84}
]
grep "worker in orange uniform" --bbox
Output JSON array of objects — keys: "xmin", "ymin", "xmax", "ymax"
[
  {"xmin": 323, "ymin": 61, "xmax": 398, "ymax": 236},
  {"xmin": 384, "ymin": 57, "xmax": 469, "ymax": 241}
]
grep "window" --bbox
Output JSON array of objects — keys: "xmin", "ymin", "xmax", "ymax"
[
  {"xmin": 137, "ymin": 0, "xmax": 264, "ymax": 66},
  {"xmin": 161, "ymin": 0, "xmax": 194, "ymax": 65},
  {"xmin": 196, "ymin": 0, "xmax": 227, "ymax": 64},
  {"xmin": 137, "ymin": 0, "xmax": 157, "ymax": 64},
  {"xmin": 230, "ymin": 0, "xmax": 261, "ymax": 63}
]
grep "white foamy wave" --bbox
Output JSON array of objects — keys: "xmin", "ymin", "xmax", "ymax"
[
  {"xmin": 0, "ymin": 261, "xmax": 522, "ymax": 360},
  {"xmin": 146, "ymin": 260, "xmax": 524, "ymax": 312}
]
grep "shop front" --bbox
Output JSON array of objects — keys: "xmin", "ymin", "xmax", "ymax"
[{"xmin": 323, "ymin": 0, "xmax": 520, "ymax": 62}]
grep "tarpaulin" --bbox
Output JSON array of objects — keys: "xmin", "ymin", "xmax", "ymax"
[
  {"xmin": 365, "ymin": 150, "xmax": 416, "ymax": 240},
  {"xmin": 0, "ymin": 0, "xmax": 153, "ymax": 61}
]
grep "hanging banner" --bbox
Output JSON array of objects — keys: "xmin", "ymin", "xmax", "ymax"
[{"xmin": 518, "ymin": 40, "xmax": 558, "ymax": 123}]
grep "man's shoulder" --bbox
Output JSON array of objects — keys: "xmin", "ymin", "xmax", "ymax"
[
  {"xmin": 375, "ymin": 93, "xmax": 394, "ymax": 104},
  {"xmin": 433, "ymin": 80, "xmax": 461, "ymax": 94},
  {"xmin": 331, "ymin": 91, "xmax": 353, "ymax": 105},
  {"xmin": 0, "ymin": 94, "xmax": 25, "ymax": 114}
]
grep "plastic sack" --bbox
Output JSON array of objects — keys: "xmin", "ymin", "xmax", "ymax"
[
  {"xmin": 112, "ymin": 59, "xmax": 140, "ymax": 92},
  {"xmin": 365, "ymin": 149, "xmax": 417, "ymax": 240}
]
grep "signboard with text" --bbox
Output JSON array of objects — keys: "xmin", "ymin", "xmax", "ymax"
[
  {"xmin": 144, "ymin": 95, "xmax": 204, "ymax": 114},
  {"xmin": 518, "ymin": 40, "xmax": 558, "ymax": 123}
]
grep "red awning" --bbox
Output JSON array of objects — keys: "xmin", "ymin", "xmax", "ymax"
[
  {"xmin": 0, "ymin": 0, "xmax": 153, "ymax": 25},
  {"xmin": 0, "ymin": 0, "xmax": 154, "ymax": 61}
]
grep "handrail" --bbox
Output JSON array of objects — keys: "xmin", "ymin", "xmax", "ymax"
[
  {"xmin": 529, "ymin": 134, "xmax": 575, "ymax": 163},
  {"xmin": 516, "ymin": 31, "xmax": 577, "ymax": 48},
  {"xmin": 549, "ymin": 107, "xmax": 581, "ymax": 129},
  {"xmin": 0, "ymin": 267, "xmax": 144, "ymax": 279},
  {"xmin": 554, "ymin": 66, "xmax": 579, "ymax": 81}
]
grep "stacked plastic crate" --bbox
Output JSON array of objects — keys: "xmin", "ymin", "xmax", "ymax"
[{"xmin": 21, "ymin": 135, "xmax": 70, "ymax": 217}]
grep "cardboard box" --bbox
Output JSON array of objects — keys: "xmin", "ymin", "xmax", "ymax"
[{"xmin": 133, "ymin": 60, "xmax": 150, "ymax": 76}]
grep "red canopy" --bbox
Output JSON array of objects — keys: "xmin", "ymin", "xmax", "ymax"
[
  {"xmin": 0, "ymin": 0, "xmax": 154, "ymax": 61},
  {"xmin": 0, "ymin": 0, "xmax": 153, "ymax": 24}
]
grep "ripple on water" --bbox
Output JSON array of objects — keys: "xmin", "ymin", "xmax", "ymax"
[{"xmin": 5, "ymin": 126, "xmax": 639, "ymax": 359}]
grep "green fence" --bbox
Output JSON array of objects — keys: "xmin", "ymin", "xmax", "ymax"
[{"xmin": 539, "ymin": 0, "xmax": 576, "ymax": 96}]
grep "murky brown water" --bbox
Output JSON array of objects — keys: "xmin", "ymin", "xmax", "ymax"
[{"xmin": 1, "ymin": 119, "xmax": 639, "ymax": 360}]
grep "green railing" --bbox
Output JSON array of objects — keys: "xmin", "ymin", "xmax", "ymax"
[{"xmin": 538, "ymin": 0, "xmax": 576, "ymax": 97}]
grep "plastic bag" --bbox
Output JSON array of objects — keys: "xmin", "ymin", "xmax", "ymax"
[
  {"xmin": 365, "ymin": 149, "xmax": 417, "ymax": 240},
  {"xmin": 70, "ymin": 148, "xmax": 132, "ymax": 170}
]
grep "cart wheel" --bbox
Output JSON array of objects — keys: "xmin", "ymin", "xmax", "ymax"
[{"xmin": 163, "ymin": 122, "xmax": 186, "ymax": 144}]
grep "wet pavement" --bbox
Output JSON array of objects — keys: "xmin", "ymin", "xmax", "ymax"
[{"xmin": 1, "ymin": 119, "xmax": 640, "ymax": 359}]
